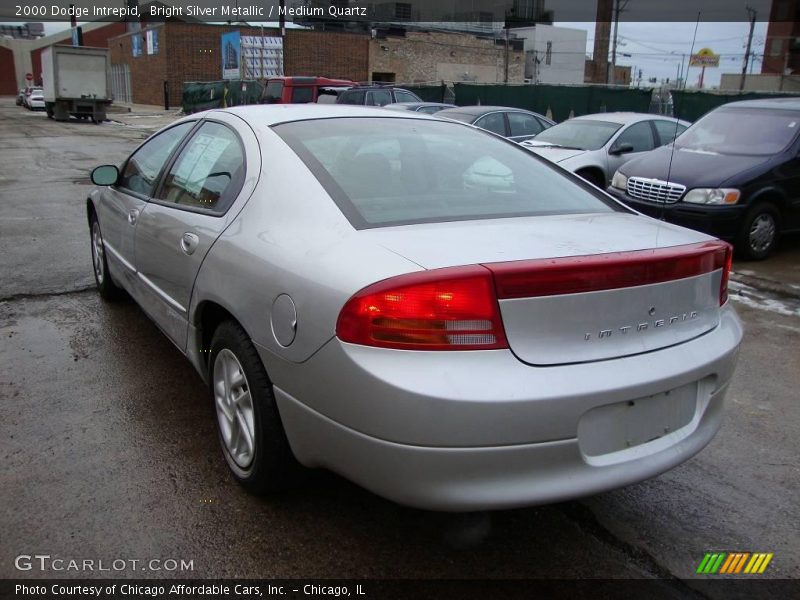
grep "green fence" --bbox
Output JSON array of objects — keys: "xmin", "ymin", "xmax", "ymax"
[
  {"xmin": 672, "ymin": 90, "xmax": 800, "ymax": 122},
  {"xmin": 404, "ymin": 84, "xmax": 449, "ymax": 103},
  {"xmin": 453, "ymin": 84, "xmax": 653, "ymax": 122},
  {"xmin": 183, "ymin": 80, "xmax": 264, "ymax": 114}
]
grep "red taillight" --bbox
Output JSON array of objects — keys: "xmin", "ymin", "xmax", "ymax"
[
  {"xmin": 336, "ymin": 266, "xmax": 508, "ymax": 350},
  {"xmin": 719, "ymin": 243, "xmax": 733, "ymax": 306},
  {"xmin": 487, "ymin": 241, "xmax": 732, "ymax": 306}
]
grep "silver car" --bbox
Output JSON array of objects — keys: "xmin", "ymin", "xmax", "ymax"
[
  {"xmin": 521, "ymin": 113, "xmax": 690, "ymax": 188},
  {"xmin": 87, "ymin": 105, "xmax": 741, "ymax": 511}
]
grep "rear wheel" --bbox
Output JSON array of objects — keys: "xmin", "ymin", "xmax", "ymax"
[
  {"xmin": 209, "ymin": 320, "xmax": 301, "ymax": 494},
  {"xmin": 90, "ymin": 215, "xmax": 123, "ymax": 300},
  {"xmin": 736, "ymin": 203, "xmax": 779, "ymax": 260}
]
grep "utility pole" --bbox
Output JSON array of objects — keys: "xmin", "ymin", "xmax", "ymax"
[
  {"xmin": 609, "ymin": 0, "xmax": 629, "ymax": 85},
  {"xmin": 686, "ymin": 11, "xmax": 701, "ymax": 89},
  {"xmin": 739, "ymin": 6, "xmax": 757, "ymax": 91}
]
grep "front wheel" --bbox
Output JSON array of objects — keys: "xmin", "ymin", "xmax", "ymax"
[
  {"xmin": 736, "ymin": 203, "xmax": 779, "ymax": 260},
  {"xmin": 209, "ymin": 320, "xmax": 301, "ymax": 494},
  {"xmin": 90, "ymin": 215, "xmax": 123, "ymax": 300}
]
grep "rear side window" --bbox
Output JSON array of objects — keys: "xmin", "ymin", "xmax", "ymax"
[
  {"xmin": 474, "ymin": 113, "xmax": 507, "ymax": 136},
  {"xmin": 274, "ymin": 117, "xmax": 619, "ymax": 229},
  {"xmin": 119, "ymin": 122, "xmax": 195, "ymax": 197},
  {"xmin": 653, "ymin": 120, "xmax": 688, "ymax": 146},
  {"xmin": 156, "ymin": 122, "xmax": 245, "ymax": 214},
  {"xmin": 291, "ymin": 86, "xmax": 314, "ymax": 103}
]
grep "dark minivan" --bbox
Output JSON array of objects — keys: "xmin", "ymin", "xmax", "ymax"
[{"xmin": 607, "ymin": 97, "xmax": 800, "ymax": 259}]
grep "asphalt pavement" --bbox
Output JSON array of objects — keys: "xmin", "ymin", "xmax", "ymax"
[{"xmin": 1, "ymin": 100, "xmax": 798, "ymax": 596}]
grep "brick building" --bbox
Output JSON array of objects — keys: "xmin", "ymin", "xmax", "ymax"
[
  {"xmin": 109, "ymin": 22, "xmax": 370, "ymax": 106},
  {"xmin": 368, "ymin": 29, "xmax": 524, "ymax": 84},
  {"xmin": 761, "ymin": 0, "xmax": 800, "ymax": 76}
]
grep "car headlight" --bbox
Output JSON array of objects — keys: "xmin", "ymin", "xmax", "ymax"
[
  {"xmin": 683, "ymin": 188, "xmax": 741, "ymax": 205},
  {"xmin": 611, "ymin": 170, "xmax": 628, "ymax": 190}
]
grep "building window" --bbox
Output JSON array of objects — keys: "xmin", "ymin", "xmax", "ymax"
[
  {"xmin": 132, "ymin": 34, "xmax": 143, "ymax": 57},
  {"xmin": 545, "ymin": 41, "xmax": 552, "ymax": 65},
  {"xmin": 770, "ymin": 39, "xmax": 784, "ymax": 57}
]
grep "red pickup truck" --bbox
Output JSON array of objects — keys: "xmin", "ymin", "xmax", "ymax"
[{"xmin": 261, "ymin": 76, "xmax": 354, "ymax": 104}]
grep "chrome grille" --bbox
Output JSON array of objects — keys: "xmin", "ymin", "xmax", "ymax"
[{"xmin": 627, "ymin": 177, "xmax": 686, "ymax": 204}]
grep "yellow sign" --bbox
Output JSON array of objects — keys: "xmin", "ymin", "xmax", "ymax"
[{"xmin": 690, "ymin": 47, "xmax": 720, "ymax": 68}]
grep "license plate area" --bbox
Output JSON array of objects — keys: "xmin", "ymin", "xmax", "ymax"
[{"xmin": 578, "ymin": 382, "xmax": 698, "ymax": 459}]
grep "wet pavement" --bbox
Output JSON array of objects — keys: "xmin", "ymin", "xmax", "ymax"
[{"xmin": 1, "ymin": 100, "xmax": 798, "ymax": 592}]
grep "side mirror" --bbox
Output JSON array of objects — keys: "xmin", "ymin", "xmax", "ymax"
[
  {"xmin": 91, "ymin": 165, "xmax": 119, "ymax": 186},
  {"xmin": 610, "ymin": 143, "xmax": 635, "ymax": 155},
  {"xmin": 608, "ymin": 144, "xmax": 633, "ymax": 155}
]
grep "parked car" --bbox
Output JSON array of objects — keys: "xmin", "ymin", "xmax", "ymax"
[
  {"xmin": 16, "ymin": 88, "xmax": 26, "ymax": 106},
  {"xmin": 27, "ymin": 88, "xmax": 45, "ymax": 111},
  {"xmin": 436, "ymin": 105, "xmax": 555, "ymax": 142},
  {"xmin": 521, "ymin": 113, "xmax": 690, "ymax": 188},
  {"xmin": 384, "ymin": 101, "xmax": 456, "ymax": 114},
  {"xmin": 25, "ymin": 88, "xmax": 44, "ymax": 110},
  {"xmin": 86, "ymin": 105, "xmax": 741, "ymax": 511},
  {"xmin": 607, "ymin": 98, "xmax": 800, "ymax": 260},
  {"xmin": 336, "ymin": 85, "xmax": 421, "ymax": 107},
  {"xmin": 261, "ymin": 76, "xmax": 355, "ymax": 104}
]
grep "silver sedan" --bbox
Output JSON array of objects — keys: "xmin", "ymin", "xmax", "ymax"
[
  {"xmin": 87, "ymin": 105, "xmax": 741, "ymax": 511},
  {"xmin": 521, "ymin": 112, "xmax": 690, "ymax": 188}
]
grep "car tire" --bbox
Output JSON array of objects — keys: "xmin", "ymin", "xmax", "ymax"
[
  {"xmin": 209, "ymin": 320, "xmax": 301, "ymax": 494},
  {"xmin": 90, "ymin": 215, "xmax": 123, "ymax": 300},
  {"xmin": 736, "ymin": 203, "xmax": 780, "ymax": 261}
]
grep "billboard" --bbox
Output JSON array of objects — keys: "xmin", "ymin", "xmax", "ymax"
[
  {"xmin": 221, "ymin": 31, "xmax": 241, "ymax": 79},
  {"xmin": 689, "ymin": 48, "xmax": 720, "ymax": 68}
]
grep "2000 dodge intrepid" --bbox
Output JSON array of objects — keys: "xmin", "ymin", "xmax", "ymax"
[{"xmin": 86, "ymin": 105, "xmax": 742, "ymax": 511}]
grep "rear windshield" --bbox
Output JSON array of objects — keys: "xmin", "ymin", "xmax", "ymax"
[
  {"xmin": 263, "ymin": 81, "xmax": 284, "ymax": 103},
  {"xmin": 273, "ymin": 118, "xmax": 620, "ymax": 229},
  {"xmin": 676, "ymin": 107, "xmax": 800, "ymax": 156}
]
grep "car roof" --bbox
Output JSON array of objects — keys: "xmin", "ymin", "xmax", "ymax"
[
  {"xmin": 570, "ymin": 112, "xmax": 669, "ymax": 125},
  {"xmin": 720, "ymin": 96, "xmax": 800, "ymax": 111},
  {"xmin": 386, "ymin": 102, "xmax": 454, "ymax": 108},
  {"xmin": 438, "ymin": 105, "xmax": 539, "ymax": 116},
  {"xmin": 214, "ymin": 104, "xmax": 438, "ymax": 126}
]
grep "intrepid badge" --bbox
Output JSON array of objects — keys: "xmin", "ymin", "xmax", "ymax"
[{"xmin": 584, "ymin": 311, "xmax": 699, "ymax": 341}]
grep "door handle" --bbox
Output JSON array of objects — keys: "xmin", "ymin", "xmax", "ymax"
[
  {"xmin": 127, "ymin": 209, "xmax": 139, "ymax": 225},
  {"xmin": 180, "ymin": 232, "xmax": 200, "ymax": 255}
]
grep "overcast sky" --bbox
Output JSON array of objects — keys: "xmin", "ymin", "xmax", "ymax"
[
  {"xmin": 15, "ymin": 19, "xmax": 770, "ymax": 89},
  {"xmin": 558, "ymin": 21, "xmax": 769, "ymax": 87}
]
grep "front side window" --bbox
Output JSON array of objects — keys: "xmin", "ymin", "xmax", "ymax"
[
  {"xmin": 274, "ymin": 118, "xmax": 620, "ymax": 229},
  {"xmin": 263, "ymin": 80, "xmax": 284, "ymax": 103},
  {"xmin": 508, "ymin": 112, "xmax": 544, "ymax": 137},
  {"xmin": 613, "ymin": 121, "xmax": 655, "ymax": 153},
  {"xmin": 474, "ymin": 113, "xmax": 507, "ymax": 136},
  {"xmin": 119, "ymin": 122, "xmax": 195, "ymax": 197},
  {"xmin": 156, "ymin": 122, "xmax": 245, "ymax": 213},
  {"xmin": 394, "ymin": 90, "xmax": 420, "ymax": 103},
  {"xmin": 367, "ymin": 90, "xmax": 393, "ymax": 106},
  {"xmin": 339, "ymin": 90, "xmax": 365, "ymax": 105}
]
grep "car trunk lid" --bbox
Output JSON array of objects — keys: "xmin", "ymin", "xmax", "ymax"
[{"xmin": 360, "ymin": 213, "xmax": 729, "ymax": 365}]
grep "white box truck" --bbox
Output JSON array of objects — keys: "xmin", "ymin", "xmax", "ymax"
[{"xmin": 41, "ymin": 45, "xmax": 112, "ymax": 123}]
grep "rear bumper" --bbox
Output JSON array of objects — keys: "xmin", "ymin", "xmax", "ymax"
[
  {"xmin": 607, "ymin": 187, "xmax": 747, "ymax": 241},
  {"xmin": 264, "ymin": 306, "xmax": 743, "ymax": 511},
  {"xmin": 276, "ymin": 380, "xmax": 729, "ymax": 511}
]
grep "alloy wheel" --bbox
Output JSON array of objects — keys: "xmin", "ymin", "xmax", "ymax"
[{"xmin": 213, "ymin": 349, "xmax": 256, "ymax": 469}]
